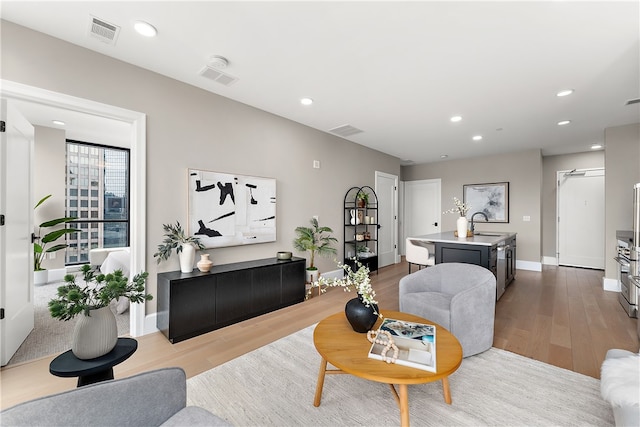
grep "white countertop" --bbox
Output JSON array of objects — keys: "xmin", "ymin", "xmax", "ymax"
[{"xmin": 409, "ymin": 231, "xmax": 517, "ymax": 246}]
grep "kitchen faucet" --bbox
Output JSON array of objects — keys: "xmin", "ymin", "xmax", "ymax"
[{"xmin": 470, "ymin": 211, "xmax": 488, "ymax": 234}]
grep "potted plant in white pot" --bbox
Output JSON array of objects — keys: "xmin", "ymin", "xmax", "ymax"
[
  {"xmin": 293, "ymin": 217, "xmax": 338, "ymax": 285},
  {"xmin": 154, "ymin": 221, "xmax": 205, "ymax": 273},
  {"xmin": 48, "ymin": 264, "xmax": 152, "ymax": 359},
  {"xmin": 34, "ymin": 194, "xmax": 79, "ymax": 285}
]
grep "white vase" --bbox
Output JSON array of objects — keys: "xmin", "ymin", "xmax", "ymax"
[
  {"xmin": 306, "ymin": 268, "xmax": 319, "ymax": 284},
  {"xmin": 72, "ymin": 306, "xmax": 118, "ymax": 360},
  {"xmin": 179, "ymin": 243, "xmax": 196, "ymax": 273},
  {"xmin": 349, "ymin": 209, "xmax": 361, "ymax": 225},
  {"xmin": 34, "ymin": 269, "xmax": 48, "ymax": 286},
  {"xmin": 457, "ymin": 216, "xmax": 468, "ymax": 238}
]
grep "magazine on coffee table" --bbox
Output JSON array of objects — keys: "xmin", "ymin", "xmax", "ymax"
[{"xmin": 367, "ymin": 318, "xmax": 436, "ymax": 372}]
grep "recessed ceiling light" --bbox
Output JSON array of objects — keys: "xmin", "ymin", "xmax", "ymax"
[
  {"xmin": 450, "ymin": 116, "xmax": 462, "ymax": 123},
  {"xmin": 134, "ymin": 21, "xmax": 157, "ymax": 37},
  {"xmin": 440, "ymin": 154, "xmax": 449, "ymax": 159},
  {"xmin": 52, "ymin": 120, "xmax": 65, "ymax": 126},
  {"xmin": 472, "ymin": 135, "xmax": 483, "ymax": 141},
  {"xmin": 557, "ymin": 120, "xmax": 571, "ymax": 126},
  {"xmin": 556, "ymin": 89, "xmax": 574, "ymax": 97},
  {"xmin": 591, "ymin": 143, "xmax": 603, "ymax": 150},
  {"xmin": 300, "ymin": 98, "xmax": 313, "ymax": 106}
]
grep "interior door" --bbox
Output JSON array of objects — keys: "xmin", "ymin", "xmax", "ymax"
[
  {"xmin": 0, "ymin": 99, "xmax": 35, "ymax": 365},
  {"xmin": 375, "ymin": 171, "xmax": 398, "ymax": 267},
  {"xmin": 557, "ymin": 168, "xmax": 605, "ymax": 269},
  {"xmin": 403, "ymin": 179, "xmax": 441, "ymax": 247}
]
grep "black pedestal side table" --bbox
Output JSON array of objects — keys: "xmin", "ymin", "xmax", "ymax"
[{"xmin": 49, "ymin": 337, "xmax": 137, "ymax": 387}]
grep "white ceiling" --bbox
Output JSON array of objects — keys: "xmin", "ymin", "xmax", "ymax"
[{"xmin": 2, "ymin": 1, "xmax": 639, "ymax": 164}]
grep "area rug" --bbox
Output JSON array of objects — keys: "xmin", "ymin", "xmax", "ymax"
[{"xmin": 187, "ymin": 325, "xmax": 613, "ymax": 426}]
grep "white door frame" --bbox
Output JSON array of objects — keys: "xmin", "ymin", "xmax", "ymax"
[
  {"xmin": 0, "ymin": 80, "xmax": 149, "ymax": 336},
  {"xmin": 402, "ymin": 178, "xmax": 441, "ymax": 252},
  {"xmin": 375, "ymin": 171, "xmax": 399, "ymax": 265}
]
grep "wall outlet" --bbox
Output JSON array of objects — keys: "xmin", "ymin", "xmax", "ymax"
[
  {"xmin": 313, "ymin": 160, "xmax": 320, "ymax": 169},
  {"xmin": 523, "ymin": 215, "xmax": 531, "ymax": 222}
]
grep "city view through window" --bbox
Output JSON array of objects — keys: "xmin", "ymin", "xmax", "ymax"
[{"xmin": 65, "ymin": 140, "xmax": 130, "ymax": 265}]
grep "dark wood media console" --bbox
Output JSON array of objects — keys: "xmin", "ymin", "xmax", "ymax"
[{"xmin": 157, "ymin": 257, "xmax": 306, "ymax": 343}]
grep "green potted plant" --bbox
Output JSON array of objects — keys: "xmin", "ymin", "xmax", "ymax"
[
  {"xmin": 356, "ymin": 190, "xmax": 369, "ymax": 208},
  {"xmin": 48, "ymin": 264, "xmax": 152, "ymax": 359},
  {"xmin": 34, "ymin": 194, "xmax": 79, "ymax": 285},
  {"xmin": 293, "ymin": 217, "xmax": 338, "ymax": 285},
  {"xmin": 154, "ymin": 221, "xmax": 205, "ymax": 273}
]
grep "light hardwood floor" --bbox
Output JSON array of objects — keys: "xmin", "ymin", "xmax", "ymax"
[{"xmin": 1, "ymin": 261, "xmax": 638, "ymax": 410}]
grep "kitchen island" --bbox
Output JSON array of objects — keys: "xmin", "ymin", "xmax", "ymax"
[{"xmin": 409, "ymin": 231, "xmax": 517, "ymax": 299}]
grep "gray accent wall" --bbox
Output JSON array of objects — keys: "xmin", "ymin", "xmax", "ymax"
[
  {"xmin": 1, "ymin": 20, "xmax": 401, "ymax": 313},
  {"xmin": 402, "ymin": 149, "xmax": 543, "ymax": 264},
  {"xmin": 604, "ymin": 123, "xmax": 640, "ymax": 280}
]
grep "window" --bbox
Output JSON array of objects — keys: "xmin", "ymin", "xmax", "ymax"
[{"xmin": 65, "ymin": 140, "xmax": 130, "ymax": 265}]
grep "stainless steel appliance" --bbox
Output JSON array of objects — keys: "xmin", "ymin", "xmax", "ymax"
[{"xmin": 615, "ymin": 230, "xmax": 637, "ymax": 317}]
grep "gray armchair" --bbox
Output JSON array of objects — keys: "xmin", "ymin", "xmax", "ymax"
[
  {"xmin": 0, "ymin": 367, "xmax": 230, "ymax": 426},
  {"xmin": 399, "ymin": 262, "xmax": 496, "ymax": 357}
]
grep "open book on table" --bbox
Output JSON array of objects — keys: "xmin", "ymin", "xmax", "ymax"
[{"xmin": 368, "ymin": 318, "xmax": 436, "ymax": 372}]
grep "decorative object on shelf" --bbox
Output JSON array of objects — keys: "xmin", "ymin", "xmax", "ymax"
[
  {"xmin": 293, "ymin": 217, "xmax": 338, "ymax": 288},
  {"xmin": 277, "ymin": 251, "xmax": 292, "ymax": 260},
  {"xmin": 355, "ymin": 233, "xmax": 365, "ymax": 241},
  {"xmin": 154, "ymin": 221, "xmax": 205, "ymax": 273},
  {"xmin": 463, "ymin": 182, "xmax": 509, "ymax": 223},
  {"xmin": 48, "ymin": 264, "xmax": 152, "ymax": 360},
  {"xmin": 307, "ymin": 259, "xmax": 380, "ymax": 331},
  {"xmin": 356, "ymin": 190, "xmax": 370, "ymax": 208},
  {"xmin": 197, "ymin": 253, "xmax": 213, "ymax": 272},
  {"xmin": 349, "ymin": 209, "xmax": 361, "ymax": 225},
  {"xmin": 33, "ymin": 194, "xmax": 79, "ymax": 285},
  {"xmin": 443, "ymin": 197, "xmax": 472, "ymax": 239},
  {"xmin": 188, "ymin": 169, "xmax": 277, "ymax": 248}
]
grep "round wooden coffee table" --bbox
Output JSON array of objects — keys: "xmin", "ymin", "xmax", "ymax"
[{"xmin": 313, "ymin": 310, "xmax": 463, "ymax": 427}]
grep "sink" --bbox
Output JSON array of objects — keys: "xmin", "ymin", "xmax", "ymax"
[{"xmin": 473, "ymin": 232, "xmax": 506, "ymax": 237}]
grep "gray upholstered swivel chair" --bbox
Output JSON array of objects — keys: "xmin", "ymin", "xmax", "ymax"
[
  {"xmin": 405, "ymin": 238, "xmax": 435, "ymax": 274},
  {"xmin": 399, "ymin": 262, "xmax": 496, "ymax": 357}
]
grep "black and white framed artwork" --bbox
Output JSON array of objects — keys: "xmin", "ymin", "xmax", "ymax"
[
  {"xmin": 188, "ymin": 169, "xmax": 276, "ymax": 248},
  {"xmin": 463, "ymin": 182, "xmax": 509, "ymax": 223}
]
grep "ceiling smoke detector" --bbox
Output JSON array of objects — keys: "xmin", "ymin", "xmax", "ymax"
[{"xmin": 208, "ymin": 55, "xmax": 229, "ymax": 69}]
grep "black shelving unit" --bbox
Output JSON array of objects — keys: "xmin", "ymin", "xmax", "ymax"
[{"xmin": 343, "ymin": 186, "xmax": 379, "ymax": 273}]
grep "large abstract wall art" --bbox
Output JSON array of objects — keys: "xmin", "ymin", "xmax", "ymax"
[
  {"xmin": 463, "ymin": 182, "xmax": 509, "ymax": 223},
  {"xmin": 188, "ymin": 169, "xmax": 276, "ymax": 248}
]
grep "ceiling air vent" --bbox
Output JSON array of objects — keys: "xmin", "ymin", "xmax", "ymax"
[
  {"xmin": 88, "ymin": 16, "xmax": 120, "ymax": 45},
  {"xmin": 329, "ymin": 124, "xmax": 364, "ymax": 137},
  {"xmin": 199, "ymin": 66, "xmax": 239, "ymax": 86},
  {"xmin": 625, "ymin": 98, "xmax": 640, "ymax": 106}
]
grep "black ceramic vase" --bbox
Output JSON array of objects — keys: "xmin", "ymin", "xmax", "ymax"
[{"xmin": 344, "ymin": 295, "xmax": 378, "ymax": 333}]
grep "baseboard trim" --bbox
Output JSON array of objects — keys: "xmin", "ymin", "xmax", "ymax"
[
  {"xmin": 320, "ymin": 268, "xmax": 343, "ymax": 280},
  {"xmin": 516, "ymin": 260, "xmax": 542, "ymax": 272},
  {"xmin": 603, "ymin": 277, "xmax": 621, "ymax": 292},
  {"xmin": 542, "ymin": 256, "xmax": 557, "ymax": 266}
]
